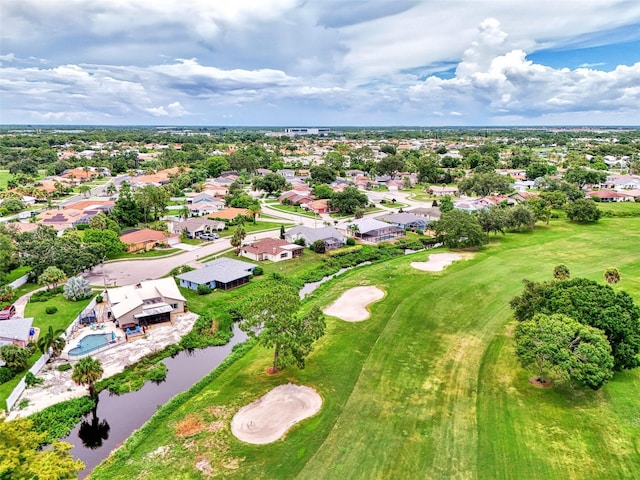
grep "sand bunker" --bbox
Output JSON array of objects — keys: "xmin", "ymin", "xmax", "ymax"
[
  {"xmin": 231, "ymin": 384, "xmax": 322, "ymax": 444},
  {"xmin": 410, "ymin": 253, "xmax": 471, "ymax": 272},
  {"xmin": 323, "ymin": 286, "xmax": 385, "ymax": 322}
]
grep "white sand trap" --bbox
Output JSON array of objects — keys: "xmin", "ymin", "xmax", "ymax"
[
  {"xmin": 411, "ymin": 253, "xmax": 471, "ymax": 272},
  {"xmin": 323, "ymin": 286, "xmax": 385, "ymax": 322},
  {"xmin": 231, "ymin": 384, "xmax": 322, "ymax": 444}
]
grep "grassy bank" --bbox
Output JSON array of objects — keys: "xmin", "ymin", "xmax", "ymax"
[{"xmin": 91, "ymin": 217, "xmax": 640, "ymax": 479}]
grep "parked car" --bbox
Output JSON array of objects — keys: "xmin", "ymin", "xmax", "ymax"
[
  {"xmin": 199, "ymin": 233, "xmax": 219, "ymax": 241},
  {"xmin": 0, "ymin": 305, "xmax": 16, "ymax": 320}
]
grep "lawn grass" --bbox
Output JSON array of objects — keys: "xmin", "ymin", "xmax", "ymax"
[
  {"xmin": 91, "ymin": 217, "xmax": 640, "ymax": 480},
  {"xmin": 0, "ymin": 293, "xmax": 93, "ymax": 409},
  {"xmin": 0, "ymin": 170, "xmax": 13, "ymax": 189},
  {"xmin": 598, "ymin": 200, "xmax": 640, "ymax": 216},
  {"xmin": 5, "ymin": 266, "xmax": 31, "ymax": 283},
  {"xmin": 25, "ymin": 294, "xmax": 93, "ymax": 333},
  {"xmin": 267, "ymin": 203, "xmax": 321, "ymax": 219},
  {"xmin": 109, "ymin": 248, "xmax": 180, "ymax": 260}
]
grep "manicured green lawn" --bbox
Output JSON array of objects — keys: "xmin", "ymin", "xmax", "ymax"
[
  {"xmin": 0, "ymin": 170, "xmax": 12, "ymax": 189},
  {"xmin": 267, "ymin": 203, "xmax": 321, "ymax": 218},
  {"xmin": 5, "ymin": 266, "xmax": 31, "ymax": 283},
  {"xmin": 109, "ymin": 248, "xmax": 180, "ymax": 260},
  {"xmin": 25, "ymin": 294, "xmax": 93, "ymax": 333},
  {"xmin": 599, "ymin": 200, "xmax": 640, "ymax": 216},
  {"xmin": 91, "ymin": 217, "xmax": 640, "ymax": 480}
]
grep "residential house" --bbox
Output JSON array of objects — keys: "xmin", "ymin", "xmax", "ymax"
[
  {"xmin": 276, "ymin": 169, "xmax": 296, "ymax": 178},
  {"xmin": 177, "ymin": 258, "xmax": 256, "ymax": 291},
  {"xmin": 285, "ymin": 225, "xmax": 346, "ymax": 250},
  {"xmin": 107, "ymin": 278, "xmax": 186, "ymax": 328},
  {"xmin": 239, "ymin": 238, "xmax": 304, "ymax": 262},
  {"xmin": 376, "ymin": 212, "xmax": 430, "ymax": 232},
  {"xmin": 586, "ymin": 190, "xmax": 633, "ymax": 202},
  {"xmin": 0, "ymin": 317, "xmax": 34, "ymax": 348},
  {"xmin": 428, "ymin": 186, "xmax": 459, "ymax": 197},
  {"xmin": 209, "ymin": 207, "xmax": 250, "ymax": 222},
  {"xmin": 171, "ymin": 218, "xmax": 225, "ymax": 238},
  {"xmin": 278, "ymin": 190, "xmax": 313, "ymax": 205},
  {"xmin": 119, "ymin": 228, "xmax": 173, "ymax": 253},
  {"xmin": 188, "ymin": 200, "xmax": 224, "ymax": 216},
  {"xmin": 306, "ymin": 199, "xmax": 335, "ymax": 214},
  {"xmin": 405, "ymin": 207, "xmax": 441, "ymax": 222},
  {"xmin": 337, "ymin": 218, "xmax": 404, "ymax": 243}
]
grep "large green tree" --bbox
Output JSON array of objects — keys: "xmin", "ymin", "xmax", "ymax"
[
  {"xmin": 238, "ymin": 281, "xmax": 326, "ymax": 373},
  {"xmin": 565, "ymin": 198, "xmax": 601, "ymax": 223},
  {"xmin": 510, "ymin": 278, "xmax": 640, "ymax": 370},
  {"xmin": 459, "ymin": 172, "xmax": 514, "ymax": 196},
  {"xmin": 252, "ymin": 172, "xmax": 288, "ymax": 194},
  {"xmin": 0, "ymin": 344, "xmax": 30, "ymax": 371},
  {"xmin": 328, "ymin": 186, "xmax": 368, "ymax": 214},
  {"xmin": 515, "ymin": 313, "xmax": 614, "ymax": 390},
  {"xmin": 38, "ymin": 266, "xmax": 67, "ymax": 290},
  {"xmin": 135, "ymin": 184, "xmax": 169, "ymax": 222},
  {"xmin": 83, "ymin": 229, "xmax": 125, "ymax": 258},
  {"xmin": 0, "ymin": 417, "xmax": 84, "ymax": 479},
  {"xmin": 433, "ymin": 210, "xmax": 487, "ymax": 248},
  {"xmin": 110, "ymin": 182, "xmax": 141, "ymax": 227}
]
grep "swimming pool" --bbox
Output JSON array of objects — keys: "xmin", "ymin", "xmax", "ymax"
[{"xmin": 68, "ymin": 332, "xmax": 114, "ymax": 357}]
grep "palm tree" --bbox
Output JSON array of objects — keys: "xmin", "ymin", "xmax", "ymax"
[
  {"xmin": 179, "ymin": 204, "xmax": 190, "ymax": 221},
  {"xmin": 247, "ymin": 202, "xmax": 261, "ymax": 224},
  {"xmin": 37, "ymin": 326, "xmax": 66, "ymax": 357},
  {"xmin": 72, "ymin": 356, "xmax": 104, "ymax": 398},
  {"xmin": 604, "ymin": 267, "xmax": 621, "ymax": 285},
  {"xmin": 105, "ymin": 183, "xmax": 117, "ymax": 197}
]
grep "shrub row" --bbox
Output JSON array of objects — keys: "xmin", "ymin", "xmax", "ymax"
[
  {"xmin": 29, "ymin": 396, "xmax": 96, "ymax": 444},
  {"xmin": 300, "ymin": 244, "xmax": 404, "ymax": 284},
  {"xmin": 30, "ymin": 286, "xmax": 64, "ymax": 303}
]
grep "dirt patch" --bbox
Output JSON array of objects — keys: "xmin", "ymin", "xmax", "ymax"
[
  {"xmin": 323, "ymin": 286, "xmax": 385, "ymax": 322},
  {"xmin": 195, "ymin": 459, "xmax": 213, "ymax": 476},
  {"xmin": 231, "ymin": 383, "xmax": 322, "ymax": 444},
  {"xmin": 529, "ymin": 377, "xmax": 553, "ymax": 389},
  {"xmin": 174, "ymin": 414, "xmax": 205, "ymax": 438},
  {"xmin": 410, "ymin": 252, "xmax": 474, "ymax": 272}
]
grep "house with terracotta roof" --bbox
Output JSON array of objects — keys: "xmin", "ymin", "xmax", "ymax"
[
  {"xmin": 307, "ymin": 199, "xmax": 335, "ymax": 214},
  {"xmin": 119, "ymin": 228, "xmax": 173, "ymax": 253},
  {"xmin": 586, "ymin": 190, "xmax": 633, "ymax": 202},
  {"xmin": 239, "ymin": 238, "xmax": 304, "ymax": 262},
  {"xmin": 60, "ymin": 167, "xmax": 100, "ymax": 184},
  {"xmin": 208, "ymin": 207, "xmax": 250, "ymax": 221}
]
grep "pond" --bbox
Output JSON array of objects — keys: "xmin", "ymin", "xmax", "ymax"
[{"xmin": 66, "ymin": 324, "xmax": 248, "ymax": 478}]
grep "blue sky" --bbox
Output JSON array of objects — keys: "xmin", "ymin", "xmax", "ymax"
[{"xmin": 1, "ymin": 0, "xmax": 639, "ymax": 126}]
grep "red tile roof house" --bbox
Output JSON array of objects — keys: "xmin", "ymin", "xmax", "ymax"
[
  {"xmin": 586, "ymin": 190, "xmax": 633, "ymax": 202},
  {"xmin": 239, "ymin": 238, "xmax": 304, "ymax": 262},
  {"xmin": 119, "ymin": 228, "xmax": 170, "ymax": 253},
  {"xmin": 307, "ymin": 199, "xmax": 336, "ymax": 214}
]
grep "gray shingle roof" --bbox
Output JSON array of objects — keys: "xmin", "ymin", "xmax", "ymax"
[
  {"xmin": 376, "ymin": 212, "xmax": 429, "ymax": 225},
  {"xmin": 0, "ymin": 317, "xmax": 33, "ymax": 343},
  {"xmin": 177, "ymin": 257, "xmax": 255, "ymax": 285},
  {"xmin": 285, "ymin": 226, "xmax": 345, "ymax": 244}
]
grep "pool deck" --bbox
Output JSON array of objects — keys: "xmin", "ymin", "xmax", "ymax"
[{"xmin": 8, "ymin": 312, "xmax": 199, "ymax": 419}]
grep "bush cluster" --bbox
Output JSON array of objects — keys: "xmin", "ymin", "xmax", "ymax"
[
  {"xmin": 30, "ymin": 286, "xmax": 63, "ymax": 303},
  {"xmin": 196, "ymin": 284, "xmax": 212, "ymax": 295},
  {"xmin": 29, "ymin": 396, "xmax": 95, "ymax": 444},
  {"xmin": 45, "ymin": 306, "xmax": 58, "ymax": 315},
  {"xmin": 0, "ymin": 366, "xmax": 16, "ymax": 384},
  {"xmin": 301, "ymin": 244, "xmax": 404, "ymax": 284}
]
